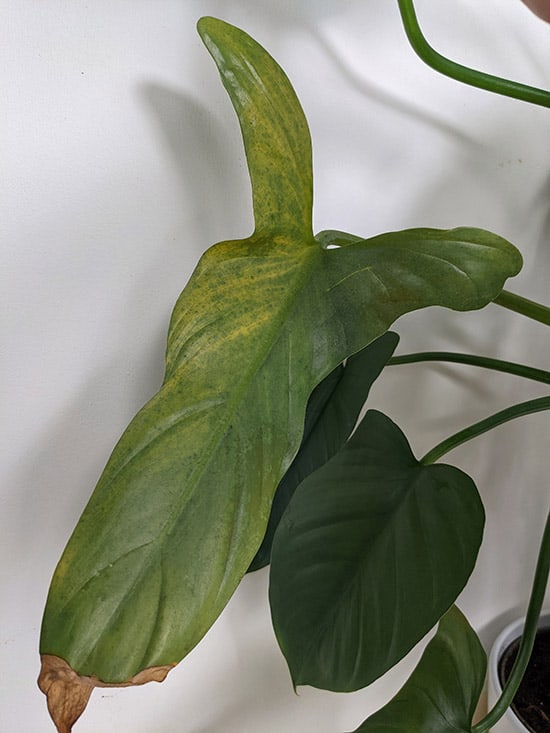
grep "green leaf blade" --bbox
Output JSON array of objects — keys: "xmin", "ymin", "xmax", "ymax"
[
  {"xmin": 352, "ymin": 606, "xmax": 486, "ymax": 733},
  {"xmin": 197, "ymin": 16, "xmax": 313, "ymax": 240},
  {"xmin": 40, "ymin": 241, "xmax": 318, "ymax": 681},
  {"xmin": 320, "ymin": 227, "xmax": 522, "ymax": 347},
  {"xmin": 269, "ymin": 411, "xmax": 485, "ymax": 691}
]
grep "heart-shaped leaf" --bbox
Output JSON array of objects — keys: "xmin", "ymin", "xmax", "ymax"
[
  {"xmin": 40, "ymin": 17, "xmax": 518, "ymax": 730},
  {"xmin": 352, "ymin": 605, "xmax": 486, "ymax": 733},
  {"xmin": 249, "ymin": 331, "xmax": 400, "ymax": 571},
  {"xmin": 269, "ymin": 410, "xmax": 485, "ymax": 691}
]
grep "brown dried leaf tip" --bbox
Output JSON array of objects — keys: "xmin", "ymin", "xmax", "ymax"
[
  {"xmin": 38, "ymin": 656, "xmax": 94, "ymax": 733},
  {"xmin": 38, "ymin": 654, "xmax": 175, "ymax": 732}
]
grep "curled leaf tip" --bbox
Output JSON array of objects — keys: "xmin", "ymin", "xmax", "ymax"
[
  {"xmin": 38, "ymin": 655, "xmax": 175, "ymax": 732},
  {"xmin": 38, "ymin": 655, "xmax": 94, "ymax": 733}
]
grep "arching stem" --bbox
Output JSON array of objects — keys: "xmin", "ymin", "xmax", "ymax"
[
  {"xmin": 397, "ymin": 0, "xmax": 550, "ymax": 108},
  {"xmin": 421, "ymin": 396, "xmax": 550, "ymax": 465},
  {"xmin": 389, "ymin": 352, "xmax": 550, "ymax": 385},
  {"xmin": 494, "ymin": 290, "xmax": 550, "ymax": 326}
]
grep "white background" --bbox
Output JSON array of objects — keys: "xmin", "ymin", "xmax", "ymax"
[{"xmin": 2, "ymin": 1, "xmax": 550, "ymax": 731}]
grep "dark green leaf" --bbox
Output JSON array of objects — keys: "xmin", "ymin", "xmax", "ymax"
[
  {"xmin": 249, "ymin": 332, "xmax": 400, "ymax": 571},
  {"xmin": 352, "ymin": 605, "xmax": 486, "ymax": 733},
  {"xmin": 269, "ymin": 410, "xmax": 485, "ymax": 691}
]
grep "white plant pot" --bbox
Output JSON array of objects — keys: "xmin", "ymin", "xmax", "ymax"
[{"xmin": 487, "ymin": 611, "xmax": 550, "ymax": 732}]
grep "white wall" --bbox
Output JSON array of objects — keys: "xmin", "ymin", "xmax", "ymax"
[{"xmin": 2, "ymin": 1, "xmax": 549, "ymax": 731}]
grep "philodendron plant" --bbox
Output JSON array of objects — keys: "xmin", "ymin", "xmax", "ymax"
[{"xmin": 39, "ymin": 10, "xmax": 550, "ymax": 733}]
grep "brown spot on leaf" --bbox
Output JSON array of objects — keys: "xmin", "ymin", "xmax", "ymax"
[{"xmin": 38, "ymin": 654, "xmax": 175, "ymax": 732}]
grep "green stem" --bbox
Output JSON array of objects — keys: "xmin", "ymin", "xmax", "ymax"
[
  {"xmin": 494, "ymin": 290, "xmax": 550, "ymax": 326},
  {"xmin": 397, "ymin": 0, "xmax": 550, "ymax": 108},
  {"xmin": 421, "ymin": 396, "xmax": 550, "ymax": 465},
  {"xmin": 472, "ymin": 508, "xmax": 550, "ymax": 733},
  {"xmin": 389, "ymin": 352, "xmax": 550, "ymax": 385}
]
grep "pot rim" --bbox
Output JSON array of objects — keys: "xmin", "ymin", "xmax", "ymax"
[{"xmin": 487, "ymin": 610, "xmax": 550, "ymax": 730}]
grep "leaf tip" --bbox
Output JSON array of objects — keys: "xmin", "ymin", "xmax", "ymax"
[
  {"xmin": 38, "ymin": 655, "xmax": 94, "ymax": 733},
  {"xmin": 196, "ymin": 15, "xmax": 213, "ymax": 37},
  {"xmin": 196, "ymin": 15, "xmax": 226, "ymax": 49},
  {"xmin": 38, "ymin": 654, "xmax": 176, "ymax": 731}
]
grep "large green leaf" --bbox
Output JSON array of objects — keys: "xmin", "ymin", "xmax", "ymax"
[
  {"xmin": 249, "ymin": 332, "xmax": 400, "ymax": 571},
  {"xmin": 269, "ymin": 410, "xmax": 485, "ymax": 691},
  {"xmin": 352, "ymin": 605, "xmax": 486, "ymax": 733},
  {"xmin": 40, "ymin": 15, "xmax": 519, "ymax": 706}
]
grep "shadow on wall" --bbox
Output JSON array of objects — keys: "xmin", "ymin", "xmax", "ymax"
[
  {"xmin": 308, "ymin": 26, "xmax": 479, "ymax": 148},
  {"xmin": 231, "ymin": 0, "xmax": 481, "ymax": 145},
  {"xmin": 139, "ymin": 82, "xmax": 253, "ymax": 241},
  {"xmin": 14, "ymin": 321, "xmax": 168, "ymax": 563}
]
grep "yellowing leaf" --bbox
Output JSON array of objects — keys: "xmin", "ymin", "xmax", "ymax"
[{"xmin": 39, "ymin": 16, "xmax": 521, "ymax": 732}]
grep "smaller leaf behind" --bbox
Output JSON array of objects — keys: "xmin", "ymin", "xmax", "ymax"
[
  {"xmin": 249, "ymin": 332, "xmax": 400, "ymax": 571},
  {"xmin": 351, "ymin": 605, "xmax": 486, "ymax": 733},
  {"xmin": 269, "ymin": 410, "xmax": 485, "ymax": 692}
]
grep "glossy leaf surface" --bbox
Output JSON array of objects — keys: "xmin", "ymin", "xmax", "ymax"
[
  {"xmin": 269, "ymin": 410, "xmax": 485, "ymax": 691},
  {"xmin": 249, "ymin": 332, "xmax": 400, "ymax": 571},
  {"xmin": 352, "ymin": 605, "xmax": 486, "ymax": 733},
  {"xmin": 41, "ymin": 16, "xmax": 519, "ymax": 695}
]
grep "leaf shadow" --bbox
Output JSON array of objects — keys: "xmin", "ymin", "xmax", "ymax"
[
  {"xmin": 138, "ymin": 82, "xmax": 253, "ymax": 240},
  {"xmin": 229, "ymin": 0, "xmax": 480, "ymax": 148},
  {"xmin": 307, "ymin": 28, "xmax": 480, "ymax": 149}
]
